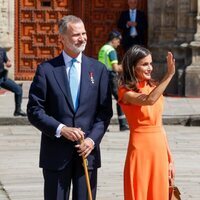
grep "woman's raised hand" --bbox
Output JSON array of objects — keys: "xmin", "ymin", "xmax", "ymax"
[{"xmin": 166, "ymin": 52, "xmax": 175, "ymax": 77}]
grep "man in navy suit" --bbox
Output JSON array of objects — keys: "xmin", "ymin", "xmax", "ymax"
[
  {"xmin": 117, "ymin": 0, "xmax": 147, "ymax": 51},
  {"xmin": 27, "ymin": 15, "xmax": 113, "ymax": 200}
]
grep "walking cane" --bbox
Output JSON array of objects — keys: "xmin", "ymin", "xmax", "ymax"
[{"xmin": 80, "ymin": 139, "xmax": 93, "ymax": 200}]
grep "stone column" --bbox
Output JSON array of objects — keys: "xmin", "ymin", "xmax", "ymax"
[
  {"xmin": 0, "ymin": 0, "xmax": 12, "ymax": 49},
  {"xmin": 185, "ymin": 0, "xmax": 200, "ymax": 96},
  {"xmin": 0, "ymin": 0, "xmax": 15, "ymax": 78}
]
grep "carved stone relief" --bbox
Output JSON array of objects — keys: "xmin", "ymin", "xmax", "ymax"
[{"xmin": 165, "ymin": 0, "xmax": 175, "ymax": 8}]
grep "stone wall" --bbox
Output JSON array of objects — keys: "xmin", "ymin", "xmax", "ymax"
[
  {"xmin": 185, "ymin": 0, "xmax": 200, "ymax": 96},
  {"xmin": 0, "ymin": 0, "xmax": 14, "ymax": 78},
  {"xmin": 148, "ymin": 0, "xmax": 197, "ymax": 96}
]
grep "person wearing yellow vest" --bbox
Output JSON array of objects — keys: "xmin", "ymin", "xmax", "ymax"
[{"xmin": 98, "ymin": 30, "xmax": 129, "ymax": 131}]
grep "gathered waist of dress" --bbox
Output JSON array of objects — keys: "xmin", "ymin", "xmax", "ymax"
[{"xmin": 130, "ymin": 125, "xmax": 164, "ymax": 133}]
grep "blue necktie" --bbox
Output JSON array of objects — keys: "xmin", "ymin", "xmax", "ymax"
[
  {"xmin": 69, "ymin": 58, "xmax": 79, "ymax": 111},
  {"xmin": 130, "ymin": 9, "xmax": 137, "ymax": 37}
]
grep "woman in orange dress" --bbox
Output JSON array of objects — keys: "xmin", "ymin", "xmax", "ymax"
[{"xmin": 118, "ymin": 45, "xmax": 175, "ymax": 200}]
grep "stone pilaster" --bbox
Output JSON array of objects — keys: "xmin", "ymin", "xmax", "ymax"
[
  {"xmin": 185, "ymin": 0, "xmax": 200, "ymax": 96},
  {"xmin": 149, "ymin": 0, "xmax": 190, "ymax": 96},
  {"xmin": 0, "ymin": 0, "xmax": 12, "ymax": 49},
  {"xmin": 0, "ymin": 0, "xmax": 15, "ymax": 78}
]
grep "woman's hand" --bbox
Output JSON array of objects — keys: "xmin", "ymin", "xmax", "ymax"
[
  {"xmin": 166, "ymin": 52, "xmax": 175, "ymax": 77},
  {"xmin": 168, "ymin": 162, "xmax": 175, "ymax": 185}
]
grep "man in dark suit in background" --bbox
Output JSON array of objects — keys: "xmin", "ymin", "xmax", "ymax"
[
  {"xmin": 27, "ymin": 15, "xmax": 113, "ymax": 200},
  {"xmin": 117, "ymin": 0, "xmax": 147, "ymax": 51}
]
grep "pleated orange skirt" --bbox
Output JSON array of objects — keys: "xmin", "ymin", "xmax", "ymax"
[{"xmin": 124, "ymin": 126, "xmax": 169, "ymax": 200}]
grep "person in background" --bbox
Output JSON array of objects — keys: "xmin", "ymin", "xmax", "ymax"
[
  {"xmin": 0, "ymin": 47, "xmax": 27, "ymax": 116},
  {"xmin": 27, "ymin": 15, "xmax": 113, "ymax": 200},
  {"xmin": 117, "ymin": 0, "xmax": 147, "ymax": 52},
  {"xmin": 98, "ymin": 30, "xmax": 129, "ymax": 131},
  {"xmin": 118, "ymin": 45, "xmax": 175, "ymax": 200}
]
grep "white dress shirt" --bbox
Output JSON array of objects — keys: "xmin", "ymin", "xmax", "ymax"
[
  {"xmin": 55, "ymin": 51, "xmax": 82, "ymax": 137},
  {"xmin": 54, "ymin": 52, "xmax": 95, "ymax": 146},
  {"xmin": 129, "ymin": 9, "xmax": 138, "ymax": 37}
]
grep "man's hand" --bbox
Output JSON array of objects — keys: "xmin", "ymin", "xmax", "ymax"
[
  {"xmin": 75, "ymin": 138, "xmax": 94, "ymax": 158},
  {"xmin": 112, "ymin": 63, "xmax": 123, "ymax": 73},
  {"xmin": 127, "ymin": 21, "xmax": 137, "ymax": 27},
  {"xmin": 5, "ymin": 60, "xmax": 12, "ymax": 68},
  {"xmin": 60, "ymin": 126, "xmax": 84, "ymax": 142}
]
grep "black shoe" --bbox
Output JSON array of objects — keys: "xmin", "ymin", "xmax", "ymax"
[
  {"xmin": 14, "ymin": 109, "xmax": 27, "ymax": 117},
  {"xmin": 120, "ymin": 125, "xmax": 129, "ymax": 131}
]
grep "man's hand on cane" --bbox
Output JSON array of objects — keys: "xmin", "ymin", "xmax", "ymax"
[
  {"xmin": 76, "ymin": 134, "xmax": 94, "ymax": 200},
  {"xmin": 75, "ymin": 137, "xmax": 94, "ymax": 158}
]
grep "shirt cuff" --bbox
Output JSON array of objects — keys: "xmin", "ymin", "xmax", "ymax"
[
  {"xmin": 55, "ymin": 124, "xmax": 66, "ymax": 138},
  {"xmin": 86, "ymin": 137, "xmax": 95, "ymax": 147}
]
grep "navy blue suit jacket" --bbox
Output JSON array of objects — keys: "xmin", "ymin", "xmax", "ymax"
[
  {"xmin": 27, "ymin": 53, "xmax": 113, "ymax": 171},
  {"xmin": 117, "ymin": 9, "xmax": 147, "ymax": 50}
]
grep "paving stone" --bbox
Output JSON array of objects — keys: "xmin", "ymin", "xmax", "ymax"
[{"xmin": 0, "ymin": 125, "xmax": 199, "ymax": 199}]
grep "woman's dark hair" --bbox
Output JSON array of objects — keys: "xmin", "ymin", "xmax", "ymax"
[{"xmin": 119, "ymin": 45, "xmax": 156, "ymax": 91}]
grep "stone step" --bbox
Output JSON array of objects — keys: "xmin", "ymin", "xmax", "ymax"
[
  {"xmin": 0, "ymin": 115, "xmax": 200, "ymax": 126},
  {"xmin": 1, "ymin": 81, "xmax": 200, "ymax": 126}
]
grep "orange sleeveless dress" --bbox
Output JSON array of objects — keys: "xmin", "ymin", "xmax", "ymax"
[{"xmin": 118, "ymin": 83, "xmax": 169, "ymax": 200}]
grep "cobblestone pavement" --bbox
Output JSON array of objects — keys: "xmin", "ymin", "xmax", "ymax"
[
  {"xmin": 1, "ymin": 90, "xmax": 200, "ymax": 126},
  {"xmin": 0, "ymin": 124, "xmax": 199, "ymax": 200}
]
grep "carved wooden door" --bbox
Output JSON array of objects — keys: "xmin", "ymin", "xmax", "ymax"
[
  {"xmin": 83, "ymin": 0, "xmax": 147, "ymax": 59},
  {"xmin": 15, "ymin": 0, "xmax": 73, "ymax": 80},
  {"xmin": 15, "ymin": 0, "xmax": 147, "ymax": 80}
]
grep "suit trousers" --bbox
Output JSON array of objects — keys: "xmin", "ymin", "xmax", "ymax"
[{"xmin": 43, "ymin": 153, "xmax": 97, "ymax": 200}]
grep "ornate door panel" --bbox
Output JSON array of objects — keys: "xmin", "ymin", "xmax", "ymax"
[
  {"xmin": 15, "ymin": 0, "xmax": 147, "ymax": 80},
  {"xmin": 80, "ymin": 0, "xmax": 147, "ymax": 59},
  {"xmin": 15, "ymin": 0, "xmax": 73, "ymax": 80}
]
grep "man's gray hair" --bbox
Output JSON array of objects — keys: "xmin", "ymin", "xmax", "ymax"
[{"xmin": 58, "ymin": 15, "xmax": 83, "ymax": 34}]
